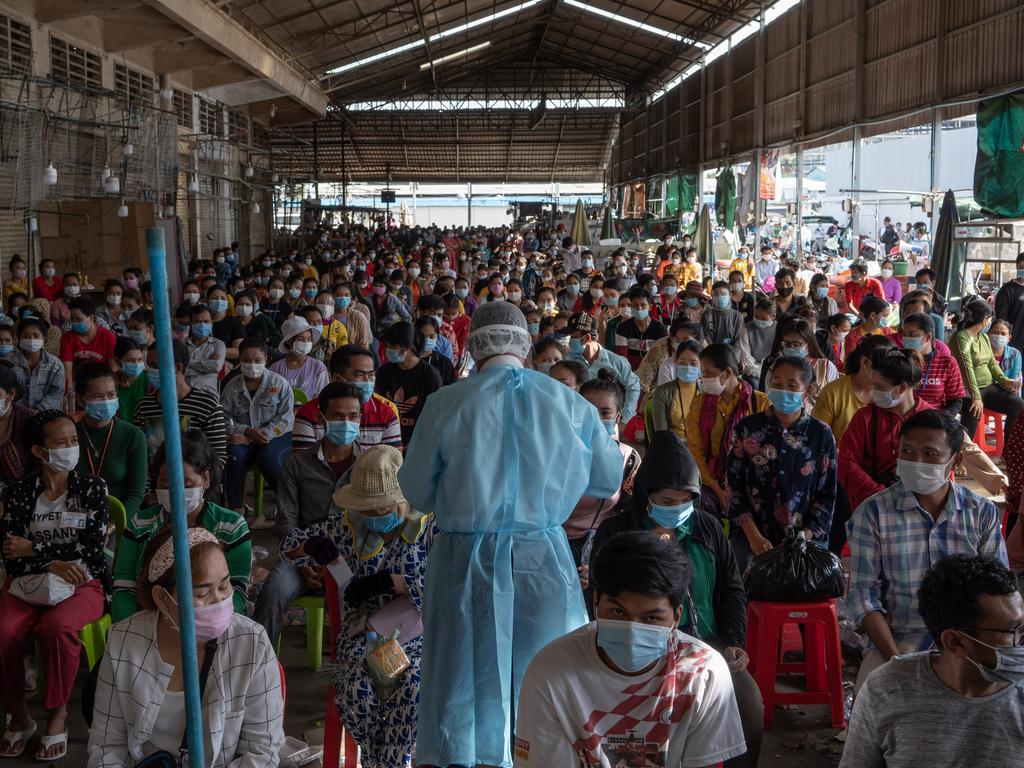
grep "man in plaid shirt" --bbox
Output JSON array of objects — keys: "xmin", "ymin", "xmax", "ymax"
[{"xmin": 847, "ymin": 409, "xmax": 1007, "ymax": 690}]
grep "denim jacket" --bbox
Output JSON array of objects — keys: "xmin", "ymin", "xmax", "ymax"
[
  {"xmin": 220, "ymin": 368, "xmax": 294, "ymax": 441},
  {"xmin": 186, "ymin": 336, "xmax": 226, "ymax": 394},
  {"xmin": 12, "ymin": 350, "xmax": 65, "ymax": 411}
]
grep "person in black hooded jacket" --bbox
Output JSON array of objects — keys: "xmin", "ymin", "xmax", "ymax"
[{"xmin": 591, "ymin": 429, "xmax": 763, "ymax": 768}]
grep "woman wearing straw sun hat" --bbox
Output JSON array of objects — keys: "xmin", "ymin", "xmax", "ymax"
[
  {"xmin": 278, "ymin": 445, "xmax": 433, "ymax": 768},
  {"xmin": 267, "ymin": 316, "xmax": 330, "ymax": 401}
]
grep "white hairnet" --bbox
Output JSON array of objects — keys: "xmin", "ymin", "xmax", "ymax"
[{"xmin": 467, "ymin": 300, "xmax": 532, "ymax": 362}]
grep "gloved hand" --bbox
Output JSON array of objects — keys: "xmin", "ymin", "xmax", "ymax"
[
  {"xmin": 343, "ymin": 571, "xmax": 395, "ymax": 608},
  {"xmin": 305, "ymin": 536, "xmax": 341, "ymax": 566}
]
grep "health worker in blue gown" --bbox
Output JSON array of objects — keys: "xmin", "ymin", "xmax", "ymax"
[{"xmin": 399, "ymin": 301, "xmax": 623, "ymax": 767}]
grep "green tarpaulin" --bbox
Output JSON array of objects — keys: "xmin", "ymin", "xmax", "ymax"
[
  {"xmin": 715, "ymin": 166, "xmax": 736, "ymax": 230},
  {"xmin": 975, "ymin": 91, "xmax": 1024, "ymax": 218},
  {"xmin": 665, "ymin": 176, "xmax": 680, "ymax": 218}
]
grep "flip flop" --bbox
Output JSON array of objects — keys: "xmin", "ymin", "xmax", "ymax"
[
  {"xmin": 35, "ymin": 732, "xmax": 66, "ymax": 762},
  {"xmin": 0, "ymin": 720, "xmax": 37, "ymax": 759}
]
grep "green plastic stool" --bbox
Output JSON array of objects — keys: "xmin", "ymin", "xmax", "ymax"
[
  {"xmin": 78, "ymin": 614, "xmax": 111, "ymax": 670},
  {"xmin": 276, "ymin": 594, "xmax": 326, "ymax": 671},
  {"xmin": 252, "ymin": 468, "xmax": 265, "ymax": 518}
]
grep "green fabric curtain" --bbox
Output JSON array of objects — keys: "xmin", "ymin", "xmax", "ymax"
[
  {"xmin": 665, "ymin": 176, "xmax": 680, "ymax": 218},
  {"xmin": 715, "ymin": 166, "xmax": 736, "ymax": 230},
  {"xmin": 931, "ymin": 189, "xmax": 965, "ymax": 313},
  {"xmin": 975, "ymin": 91, "xmax": 1024, "ymax": 217},
  {"xmin": 680, "ymin": 174, "xmax": 698, "ymax": 215}
]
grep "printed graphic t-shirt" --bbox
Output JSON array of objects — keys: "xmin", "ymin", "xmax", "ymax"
[{"xmin": 514, "ymin": 623, "xmax": 746, "ymax": 768}]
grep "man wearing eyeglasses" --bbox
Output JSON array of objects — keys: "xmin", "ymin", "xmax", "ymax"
[
  {"xmin": 841, "ymin": 554, "xmax": 1024, "ymax": 767},
  {"xmin": 846, "ymin": 409, "xmax": 1008, "ymax": 691}
]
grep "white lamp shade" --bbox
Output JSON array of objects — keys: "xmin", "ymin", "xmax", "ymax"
[
  {"xmin": 101, "ymin": 166, "xmax": 111, "ymax": 180},
  {"xmin": 271, "ymin": 173, "xmax": 279, "ymax": 183},
  {"xmin": 103, "ymin": 175, "xmax": 120, "ymax": 194},
  {"xmin": 160, "ymin": 87, "xmax": 173, "ymax": 100},
  {"xmin": 188, "ymin": 175, "xmax": 199, "ymax": 192},
  {"xmin": 27, "ymin": 217, "xmax": 37, "ymax": 232},
  {"xmin": 123, "ymin": 143, "xmax": 133, "ymax": 157},
  {"xmin": 117, "ymin": 203, "xmax": 129, "ymax": 218},
  {"xmin": 43, "ymin": 164, "xmax": 58, "ymax": 186},
  {"xmin": 253, "ymin": 202, "xmax": 261, "ymax": 214},
  {"xmin": 244, "ymin": 164, "xmax": 254, "ymax": 178}
]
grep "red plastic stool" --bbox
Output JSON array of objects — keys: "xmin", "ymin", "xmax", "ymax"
[
  {"xmin": 974, "ymin": 409, "xmax": 1005, "ymax": 457},
  {"xmin": 745, "ymin": 599, "xmax": 846, "ymax": 729}
]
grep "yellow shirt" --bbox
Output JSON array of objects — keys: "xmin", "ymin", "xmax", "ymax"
[
  {"xmin": 302, "ymin": 265, "xmax": 320, "ymax": 282},
  {"xmin": 4, "ymin": 277, "xmax": 28, "ymax": 302},
  {"xmin": 324, "ymin": 319, "xmax": 350, "ymax": 349},
  {"xmin": 810, "ymin": 375, "xmax": 869, "ymax": 444},
  {"xmin": 685, "ymin": 387, "xmax": 770, "ymax": 486},
  {"xmin": 680, "ymin": 261, "xmax": 702, "ymax": 287},
  {"xmin": 729, "ymin": 257, "xmax": 755, "ymax": 289},
  {"xmin": 667, "ymin": 381, "xmax": 697, "ymax": 440}
]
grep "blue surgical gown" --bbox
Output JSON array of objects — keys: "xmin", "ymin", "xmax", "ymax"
[{"xmin": 398, "ymin": 362, "xmax": 623, "ymax": 767}]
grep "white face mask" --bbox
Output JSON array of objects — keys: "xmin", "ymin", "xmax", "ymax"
[
  {"xmin": 269, "ymin": 289, "xmax": 284, "ymax": 300},
  {"xmin": 44, "ymin": 445, "xmax": 79, "ymax": 473},
  {"xmin": 157, "ymin": 486, "xmax": 206, "ymax": 514},
  {"xmin": 237, "ymin": 305, "xmax": 253, "ymax": 317},
  {"xmin": 241, "ymin": 362, "xmax": 265, "ymax": 379},
  {"xmin": 20, "ymin": 338, "xmax": 43, "ymax": 354},
  {"xmin": 184, "ymin": 292, "xmax": 199, "ymax": 304},
  {"xmin": 107, "ymin": 295, "xmax": 121, "ymax": 307},
  {"xmin": 507, "ymin": 291, "xmax": 522, "ymax": 302},
  {"xmin": 700, "ymin": 374, "xmax": 726, "ymax": 396},
  {"xmin": 897, "ymin": 457, "xmax": 952, "ymax": 495},
  {"xmin": 292, "ymin": 340, "xmax": 313, "ymax": 356},
  {"xmin": 317, "ymin": 303, "xmax": 335, "ymax": 319}
]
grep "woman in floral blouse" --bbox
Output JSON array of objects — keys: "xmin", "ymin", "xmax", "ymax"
[
  {"xmin": 0, "ymin": 409, "xmax": 109, "ymax": 760},
  {"xmin": 725, "ymin": 356, "xmax": 838, "ymax": 571},
  {"xmin": 280, "ymin": 445, "xmax": 434, "ymax": 768}
]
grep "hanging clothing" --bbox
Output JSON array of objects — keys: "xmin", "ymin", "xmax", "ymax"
[{"xmin": 398, "ymin": 361, "xmax": 623, "ymax": 767}]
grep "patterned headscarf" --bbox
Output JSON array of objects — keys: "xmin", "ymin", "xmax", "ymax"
[{"xmin": 148, "ymin": 527, "xmax": 220, "ymax": 581}]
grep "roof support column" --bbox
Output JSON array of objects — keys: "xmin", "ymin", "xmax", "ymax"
[{"xmin": 753, "ymin": 0, "xmax": 766, "ymax": 263}]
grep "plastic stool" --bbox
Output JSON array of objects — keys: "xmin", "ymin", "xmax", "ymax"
[
  {"xmin": 746, "ymin": 599, "xmax": 846, "ymax": 729},
  {"xmin": 974, "ymin": 410, "xmax": 1005, "ymax": 457},
  {"xmin": 78, "ymin": 614, "xmax": 111, "ymax": 670},
  {"xmin": 276, "ymin": 595, "xmax": 326, "ymax": 671}
]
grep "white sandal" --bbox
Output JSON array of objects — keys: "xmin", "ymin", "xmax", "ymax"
[
  {"xmin": 35, "ymin": 732, "xmax": 66, "ymax": 762},
  {"xmin": 0, "ymin": 720, "xmax": 37, "ymax": 759}
]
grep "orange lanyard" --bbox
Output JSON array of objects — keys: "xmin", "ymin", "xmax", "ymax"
[{"xmin": 86, "ymin": 423, "xmax": 114, "ymax": 476}]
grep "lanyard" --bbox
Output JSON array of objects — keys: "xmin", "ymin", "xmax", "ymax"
[
  {"xmin": 85, "ymin": 422, "xmax": 115, "ymax": 477},
  {"xmin": 915, "ymin": 353, "xmax": 936, "ymax": 394}
]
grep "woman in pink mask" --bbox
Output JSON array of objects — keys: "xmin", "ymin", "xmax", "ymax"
[{"xmin": 88, "ymin": 527, "xmax": 284, "ymax": 766}]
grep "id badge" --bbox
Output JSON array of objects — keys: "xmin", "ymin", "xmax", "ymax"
[{"xmin": 62, "ymin": 511, "xmax": 87, "ymax": 530}]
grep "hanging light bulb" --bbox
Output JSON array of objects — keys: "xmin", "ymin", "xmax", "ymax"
[
  {"xmin": 26, "ymin": 216, "xmax": 37, "ymax": 233},
  {"xmin": 244, "ymin": 163, "xmax": 254, "ymax": 179},
  {"xmin": 101, "ymin": 166, "xmax": 111, "ymax": 181},
  {"xmin": 160, "ymin": 86, "xmax": 173, "ymax": 101},
  {"xmin": 253, "ymin": 201, "xmax": 261, "ymax": 215},
  {"xmin": 188, "ymin": 174, "xmax": 199, "ymax": 193},
  {"xmin": 117, "ymin": 200, "xmax": 129, "ymax": 218},
  {"xmin": 103, "ymin": 174, "xmax": 120, "ymax": 194},
  {"xmin": 43, "ymin": 163, "xmax": 58, "ymax": 186},
  {"xmin": 123, "ymin": 143, "xmax": 134, "ymax": 157},
  {"xmin": 271, "ymin": 172, "xmax": 279, "ymax": 184}
]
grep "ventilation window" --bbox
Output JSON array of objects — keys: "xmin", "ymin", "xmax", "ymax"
[
  {"xmin": 0, "ymin": 15, "xmax": 31, "ymax": 75},
  {"xmin": 198, "ymin": 98, "xmax": 223, "ymax": 137},
  {"xmin": 50, "ymin": 36, "xmax": 102, "ymax": 88},
  {"xmin": 114, "ymin": 62, "xmax": 155, "ymax": 105},
  {"xmin": 174, "ymin": 89, "xmax": 193, "ymax": 130}
]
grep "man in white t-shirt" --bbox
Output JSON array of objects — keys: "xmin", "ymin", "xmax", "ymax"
[{"xmin": 515, "ymin": 531, "xmax": 746, "ymax": 768}]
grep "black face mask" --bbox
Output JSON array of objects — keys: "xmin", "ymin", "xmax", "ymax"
[{"xmin": 777, "ymin": 286, "xmax": 794, "ymax": 298}]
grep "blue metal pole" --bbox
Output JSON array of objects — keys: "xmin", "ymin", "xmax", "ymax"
[{"xmin": 146, "ymin": 227, "xmax": 206, "ymax": 765}]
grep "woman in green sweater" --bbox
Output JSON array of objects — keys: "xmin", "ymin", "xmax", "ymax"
[
  {"xmin": 111, "ymin": 429, "xmax": 252, "ymax": 622},
  {"xmin": 114, "ymin": 337, "xmax": 148, "ymax": 422},
  {"xmin": 74, "ymin": 362, "xmax": 147, "ymax": 521},
  {"xmin": 951, "ymin": 298, "xmax": 1024, "ymax": 438}
]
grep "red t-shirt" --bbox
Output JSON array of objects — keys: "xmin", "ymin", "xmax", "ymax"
[
  {"xmin": 59, "ymin": 326, "xmax": 117, "ymax": 364},
  {"xmin": 843, "ymin": 277, "xmax": 884, "ymax": 313},
  {"xmin": 32, "ymin": 275, "xmax": 63, "ymax": 303}
]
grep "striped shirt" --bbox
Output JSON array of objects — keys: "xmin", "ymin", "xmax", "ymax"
[
  {"xmin": 846, "ymin": 481, "xmax": 1007, "ymax": 652},
  {"xmin": 132, "ymin": 386, "xmax": 227, "ymax": 471},
  {"xmin": 292, "ymin": 393, "xmax": 402, "ymax": 452}
]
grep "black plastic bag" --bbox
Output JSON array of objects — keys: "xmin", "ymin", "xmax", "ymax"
[{"xmin": 743, "ymin": 530, "xmax": 845, "ymax": 602}]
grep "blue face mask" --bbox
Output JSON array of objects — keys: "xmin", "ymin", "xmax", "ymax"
[
  {"xmin": 649, "ymin": 500, "xmax": 694, "ymax": 529},
  {"xmin": 209, "ymin": 299, "xmax": 228, "ymax": 313},
  {"xmin": 325, "ymin": 419, "xmax": 359, "ymax": 446},
  {"xmin": 569, "ymin": 337, "xmax": 584, "ymax": 355},
  {"xmin": 386, "ymin": 348, "xmax": 405, "ymax": 364},
  {"xmin": 536, "ymin": 361, "xmax": 556, "ymax": 374},
  {"xmin": 0, "ymin": 344, "xmax": 12, "ymax": 356},
  {"xmin": 596, "ymin": 618, "xmax": 673, "ymax": 673},
  {"xmin": 304, "ymin": 288, "xmax": 317, "ymax": 299},
  {"xmin": 635, "ymin": 308, "xmax": 650, "ymax": 320},
  {"xmin": 566, "ymin": 284, "xmax": 580, "ymax": 295},
  {"xmin": 782, "ymin": 345, "xmax": 807, "ymax": 359},
  {"xmin": 334, "ymin": 296, "xmax": 352, "ymax": 310},
  {"xmin": 902, "ymin": 334, "xmax": 923, "ymax": 351},
  {"xmin": 146, "ymin": 368, "xmax": 161, "ymax": 389},
  {"xmin": 85, "ymin": 398, "xmax": 119, "ymax": 421},
  {"xmin": 675, "ymin": 364, "xmax": 701, "ymax": 383},
  {"xmin": 128, "ymin": 330, "xmax": 148, "ymax": 345},
  {"xmin": 685, "ymin": 297, "xmax": 700, "ymax": 308},
  {"xmin": 815, "ymin": 286, "xmax": 829, "ymax": 299},
  {"xmin": 422, "ymin": 337, "xmax": 437, "ymax": 354},
  {"xmin": 878, "ymin": 316, "xmax": 889, "ymax": 328},
  {"xmin": 289, "ymin": 288, "xmax": 302, "ymax": 300},
  {"xmin": 71, "ymin": 321, "xmax": 89, "ymax": 334},
  {"xmin": 350, "ymin": 379, "xmax": 374, "ymax": 404},
  {"xmin": 527, "ymin": 322, "xmax": 540, "ymax": 336},
  {"xmin": 715, "ymin": 294, "xmax": 731, "ymax": 309},
  {"xmin": 122, "ymin": 362, "xmax": 145, "ymax": 378},
  {"xmin": 362, "ymin": 510, "xmax": 402, "ymax": 533},
  {"xmin": 192, "ymin": 322, "xmax": 212, "ymax": 338},
  {"xmin": 767, "ymin": 387, "xmax": 804, "ymax": 414},
  {"xmin": 601, "ymin": 419, "xmax": 617, "ymax": 436}
]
